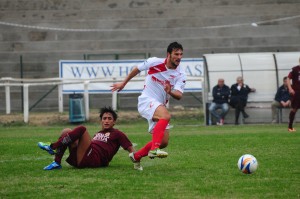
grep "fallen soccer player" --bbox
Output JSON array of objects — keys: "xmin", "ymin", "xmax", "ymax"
[{"xmin": 37, "ymin": 106, "xmax": 142, "ymax": 171}]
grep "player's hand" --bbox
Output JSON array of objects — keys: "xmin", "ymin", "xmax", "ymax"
[
  {"xmin": 111, "ymin": 82, "xmax": 125, "ymax": 92},
  {"xmin": 164, "ymin": 81, "xmax": 172, "ymax": 94},
  {"xmin": 289, "ymin": 88, "xmax": 295, "ymax": 96}
]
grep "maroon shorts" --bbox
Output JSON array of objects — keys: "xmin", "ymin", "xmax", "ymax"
[
  {"xmin": 291, "ymin": 91, "xmax": 300, "ymax": 109},
  {"xmin": 66, "ymin": 145, "xmax": 105, "ymax": 168}
]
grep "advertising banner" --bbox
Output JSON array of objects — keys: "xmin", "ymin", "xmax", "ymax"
[{"xmin": 59, "ymin": 59, "xmax": 204, "ymax": 93}]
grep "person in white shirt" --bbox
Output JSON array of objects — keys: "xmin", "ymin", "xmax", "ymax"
[{"xmin": 111, "ymin": 42, "xmax": 186, "ymax": 165}]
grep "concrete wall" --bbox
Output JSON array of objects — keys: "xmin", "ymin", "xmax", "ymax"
[{"xmin": 0, "ymin": 0, "xmax": 299, "ymax": 112}]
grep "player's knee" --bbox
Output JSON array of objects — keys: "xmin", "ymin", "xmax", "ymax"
[
  {"xmin": 61, "ymin": 128, "xmax": 72, "ymax": 136},
  {"xmin": 162, "ymin": 112, "xmax": 171, "ymax": 121},
  {"xmin": 75, "ymin": 125, "xmax": 87, "ymax": 133}
]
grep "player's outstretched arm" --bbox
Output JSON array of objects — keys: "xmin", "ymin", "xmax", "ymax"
[{"xmin": 111, "ymin": 67, "xmax": 140, "ymax": 92}]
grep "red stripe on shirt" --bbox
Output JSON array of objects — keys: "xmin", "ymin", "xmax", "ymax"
[{"xmin": 148, "ymin": 63, "xmax": 167, "ymax": 75}]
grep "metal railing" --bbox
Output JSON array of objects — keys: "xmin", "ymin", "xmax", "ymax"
[{"xmin": 0, "ymin": 77, "xmax": 203, "ymax": 123}]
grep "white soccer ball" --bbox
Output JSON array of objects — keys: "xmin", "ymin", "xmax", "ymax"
[{"xmin": 237, "ymin": 154, "xmax": 258, "ymax": 174}]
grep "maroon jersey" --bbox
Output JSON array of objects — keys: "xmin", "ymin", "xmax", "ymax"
[
  {"xmin": 91, "ymin": 128, "xmax": 132, "ymax": 166},
  {"xmin": 288, "ymin": 65, "xmax": 300, "ymax": 91}
]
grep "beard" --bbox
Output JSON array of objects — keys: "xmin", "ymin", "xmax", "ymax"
[{"xmin": 170, "ymin": 57, "xmax": 180, "ymax": 68}]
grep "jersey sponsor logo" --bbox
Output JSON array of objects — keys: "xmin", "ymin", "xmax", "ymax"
[
  {"xmin": 93, "ymin": 132, "xmax": 110, "ymax": 143},
  {"xmin": 151, "ymin": 76, "xmax": 174, "ymax": 88},
  {"xmin": 151, "ymin": 76, "xmax": 165, "ymax": 85}
]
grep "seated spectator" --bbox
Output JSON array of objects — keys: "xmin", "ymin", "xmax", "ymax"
[
  {"xmin": 209, "ymin": 78, "xmax": 230, "ymax": 125},
  {"xmin": 230, "ymin": 76, "xmax": 256, "ymax": 125},
  {"xmin": 271, "ymin": 76, "xmax": 291, "ymax": 123}
]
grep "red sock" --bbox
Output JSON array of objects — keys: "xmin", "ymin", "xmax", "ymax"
[
  {"xmin": 151, "ymin": 119, "xmax": 169, "ymax": 150},
  {"xmin": 134, "ymin": 141, "xmax": 152, "ymax": 161},
  {"xmin": 51, "ymin": 126, "xmax": 86, "ymax": 149}
]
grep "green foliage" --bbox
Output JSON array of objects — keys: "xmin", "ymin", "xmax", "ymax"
[{"xmin": 0, "ymin": 123, "xmax": 299, "ymax": 198}]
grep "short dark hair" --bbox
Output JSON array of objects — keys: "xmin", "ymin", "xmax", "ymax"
[
  {"xmin": 283, "ymin": 76, "xmax": 288, "ymax": 81},
  {"xmin": 99, "ymin": 106, "xmax": 118, "ymax": 121},
  {"xmin": 167, "ymin": 42, "xmax": 183, "ymax": 54}
]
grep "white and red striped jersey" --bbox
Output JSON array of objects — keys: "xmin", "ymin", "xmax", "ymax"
[{"xmin": 137, "ymin": 57, "xmax": 186, "ymax": 104}]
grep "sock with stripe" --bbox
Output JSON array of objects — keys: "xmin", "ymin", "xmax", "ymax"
[{"xmin": 51, "ymin": 126, "xmax": 86, "ymax": 149}]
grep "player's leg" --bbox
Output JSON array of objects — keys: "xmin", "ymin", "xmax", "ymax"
[
  {"xmin": 50, "ymin": 126, "xmax": 87, "ymax": 149},
  {"xmin": 43, "ymin": 128, "xmax": 72, "ymax": 170},
  {"xmin": 38, "ymin": 128, "xmax": 77, "ymax": 156},
  {"xmin": 160, "ymin": 130, "xmax": 169, "ymax": 149},
  {"xmin": 54, "ymin": 128, "xmax": 72, "ymax": 163},
  {"xmin": 136, "ymin": 97, "xmax": 169, "ymax": 159},
  {"xmin": 76, "ymin": 131, "xmax": 92, "ymax": 165},
  {"xmin": 38, "ymin": 126, "xmax": 88, "ymax": 156},
  {"xmin": 151, "ymin": 105, "xmax": 170, "ymax": 148},
  {"xmin": 39, "ymin": 127, "xmax": 89, "ymax": 170},
  {"xmin": 132, "ymin": 130, "xmax": 169, "ymax": 162},
  {"xmin": 132, "ymin": 141, "xmax": 152, "ymax": 162},
  {"xmin": 288, "ymin": 93, "xmax": 298, "ymax": 132},
  {"xmin": 288, "ymin": 108, "xmax": 297, "ymax": 132}
]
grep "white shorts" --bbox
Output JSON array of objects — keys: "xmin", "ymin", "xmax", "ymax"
[{"xmin": 138, "ymin": 95, "xmax": 171, "ymax": 133}]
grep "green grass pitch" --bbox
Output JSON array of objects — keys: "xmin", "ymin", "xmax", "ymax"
[{"xmin": 0, "ymin": 121, "xmax": 299, "ymax": 198}]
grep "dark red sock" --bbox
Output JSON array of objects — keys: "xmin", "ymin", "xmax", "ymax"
[
  {"xmin": 151, "ymin": 119, "xmax": 169, "ymax": 150},
  {"xmin": 134, "ymin": 141, "xmax": 152, "ymax": 161},
  {"xmin": 54, "ymin": 145, "xmax": 67, "ymax": 164},
  {"xmin": 289, "ymin": 111, "xmax": 296, "ymax": 129},
  {"xmin": 51, "ymin": 126, "xmax": 86, "ymax": 149}
]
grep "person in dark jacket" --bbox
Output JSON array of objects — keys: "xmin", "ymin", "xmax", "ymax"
[
  {"xmin": 230, "ymin": 76, "xmax": 256, "ymax": 125},
  {"xmin": 209, "ymin": 78, "xmax": 230, "ymax": 125},
  {"xmin": 271, "ymin": 77, "xmax": 291, "ymax": 123}
]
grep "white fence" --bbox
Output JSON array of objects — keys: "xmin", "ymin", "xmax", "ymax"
[{"xmin": 0, "ymin": 77, "xmax": 203, "ymax": 123}]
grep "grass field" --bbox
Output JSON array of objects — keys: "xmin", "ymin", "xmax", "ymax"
[{"xmin": 0, "ymin": 119, "xmax": 299, "ymax": 198}]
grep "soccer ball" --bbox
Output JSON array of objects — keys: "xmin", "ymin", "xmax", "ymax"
[{"xmin": 237, "ymin": 154, "xmax": 258, "ymax": 174}]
